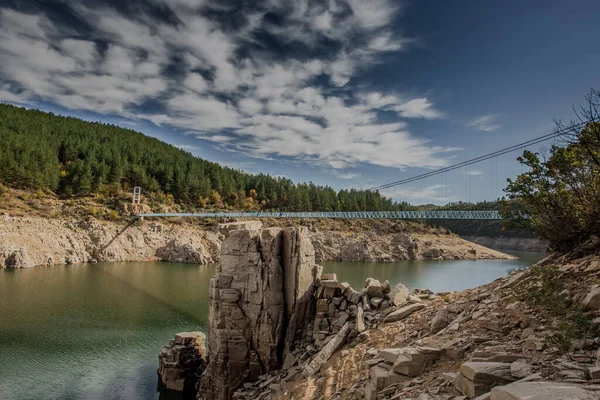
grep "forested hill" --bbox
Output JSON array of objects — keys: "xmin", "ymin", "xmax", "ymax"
[{"xmin": 0, "ymin": 104, "xmax": 403, "ymax": 211}]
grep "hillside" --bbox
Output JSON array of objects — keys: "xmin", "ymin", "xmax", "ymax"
[{"xmin": 0, "ymin": 104, "xmax": 400, "ymax": 213}]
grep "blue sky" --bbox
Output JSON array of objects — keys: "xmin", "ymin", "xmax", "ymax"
[{"xmin": 0, "ymin": 0, "xmax": 598, "ymax": 204}]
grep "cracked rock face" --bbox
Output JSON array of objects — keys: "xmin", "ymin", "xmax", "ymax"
[{"xmin": 199, "ymin": 226, "xmax": 319, "ymax": 400}]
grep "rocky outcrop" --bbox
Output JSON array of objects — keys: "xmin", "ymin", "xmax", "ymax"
[
  {"xmin": 463, "ymin": 235, "xmax": 548, "ymax": 253},
  {"xmin": 0, "ymin": 247, "xmax": 35, "ymax": 268},
  {"xmin": 311, "ymin": 230, "xmax": 513, "ymax": 263},
  {"xmin": 235, "ymin": 250, "xmax": 600, "ymax": 400},
  {"xmin": 199, "ymin": 226, "xmax": 320, "ymax": 400},
  {"xmin": 198, "ymin": 225, "xmax": 444, "ymax": 400},
  {"xmin": 158, "ymin": 332, "xmax": 207, "ymax": 394},
  {"xmin": 0, "ymin": 215, "xmax": 515, "ymax": 268},
  {"xmin": 0, "ymin": 215, "xmax": 222, "ymax": 267}
]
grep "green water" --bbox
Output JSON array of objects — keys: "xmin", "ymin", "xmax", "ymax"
[
  {"xmin": 0, "ymin": 252, "xmax": 545, "ymax": 399},
  {"xmin": 322, "ymin": 250, "xmax": 546, "ymax": 292},
  {"xmin": 0, "ymin": 262, "xmax": 216, "ymax": 400}
]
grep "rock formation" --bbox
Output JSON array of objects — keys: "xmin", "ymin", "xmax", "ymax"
[
  {"xmin": 198, "ymin": 226, "xmax": 320, "ymax": 400},
  {"xmin": 158, "ymin": 332, "xmax": 207, "ymax": 394},
  {"xmin": 0, "ymin": 214, "xmax": 514, "ymax": 268}
]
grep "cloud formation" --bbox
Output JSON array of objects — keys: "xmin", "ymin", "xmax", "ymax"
[
  {"xmin": 381, "ymin": 184, "xmax": 454, "ymax": 204},
  {"xmin": 0, "ymin": 0, "xmax": 453, "ymax": 170},
  {"xmin": 467, "ymin": 115, "xmax": 502, "ymax": 132}
]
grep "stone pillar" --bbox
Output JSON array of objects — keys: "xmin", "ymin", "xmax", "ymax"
[
  {"xmin": 282, "ymin": 227, "xmax": 320, "ymax": 353},
  {"xmin": 158, "ymin": 332, "xmax": 207, "ymax": 394},
  {"xmin": 199, "ymin": 226, "xmax": 319, "ymax": 400}
]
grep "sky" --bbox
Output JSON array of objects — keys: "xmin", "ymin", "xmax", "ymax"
[{"xmin": 0, "ymin": 0, "xmax": 599, "ymax": 204}]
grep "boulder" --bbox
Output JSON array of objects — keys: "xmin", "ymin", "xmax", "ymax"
[
  {"xmin": 377, "ymin": 348, "xmax": 404, "ymax": 364},
  {"xmin": 490, "ymin": 381, "xmax": 600, "ymax": 400},
  {"xmin": 392, "ymin": 347, "xmax": 441, "ymax": 377},
  {"xmin": 158, "ymin": 332, "xmax": 207, "ymax": 393},
  {"xmin": 583, "ymin": 287, "xmax": 600, "ymax": 310},
  {"xmin": 454, "ymin": 374, "xmax": 490, "ymax": 399},
  {"xmin": 455, "ymin": 362, "xmax": 517, "ymax": 397},
  {"xmin": 391, "ymin": 232, "xmax": 419, "ymax": 258},
  {"xmin": 388, "ymin": 283, "xmax": 410, "ymax": 306},
  {"xmin": 510, "ymin": 360, "xmax": 533, "ymax": 379},
  {"xmin": 365, "ymin": 278, "xmax": 384, "ymax": 298},
  {"xmin": 369, "ymin": 364, "xmax": 409, "ymax": 390},
  {"xmin": 460, "ymin": 362, "xmax": 516, "ymax": 385},
  {"xmin": 370, "ymin": 297, "xmax": 383, "ymax": 308},
  {"xmin": 384, "ymin": 303, "xmax": 425, "ymax": 323},
  {"xmin": 430, "ymin": 306, "xmax": 453, "ymax": 333}
]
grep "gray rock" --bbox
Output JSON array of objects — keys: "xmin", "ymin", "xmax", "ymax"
[
  {"xmin": 392, "ymin": 347, "xmax": 441, "ymax": 377},
  {"xmin": 303, "ymin": 322, "xmax": 351, "ymax": 376},
  {"xmin": 370, "ymin": 297, "xmax": 383, "ymax": 308},
  {"xmin": 454, "ymin": 374, "xmax": 490, "ymax": 398},
  {"xmin": 356, "ymin": 306, "xmax": 366, "ymax": 332},
  {"xmin": 0, "ymin": 247, "xmax": 35, "ymax": 268},
  {"xmin": 369, "ymin": 364, "xmax": 409, "ymax": 390},
  {"xmin": 217, "ymin": 221, "xmax": 263, "ymax": 237},
  {"xmin": 510, "ymin": 360, "xmax": 533, "ymax": 379},
  {"xmin": 490, "ymin": 381, "xmax": 600, "ymax": 400},
  {"xmin": 158, "ymin": 332, "xmax": 207, "ymax": 392},
  {"xmin": 388, "ymin": 283, "xmax": 410, "ymax": 307},
  {"xmin": 584, "ymin": 287, "xmax": 600, "ymax": 310},
  {"xmin": 365, "ymin": 278, "xmax": 384, "ymax": 298},
  {"xmin": 199, "ymin": 227, "xmax": 318, "ymax": 400},
  {"xmin": 430, "ymin": 306, "xmax": 453, "ymax": 333},
  {"xmin": 377, "ymin": 348, "xmax": 404, "ymax": 364},
  {"xmin": 383, "ymin": 303, "xmax": 425, "ymax": 323}
]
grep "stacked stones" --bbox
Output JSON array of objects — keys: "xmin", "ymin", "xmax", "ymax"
[
  {"xmin": 364, "ymin": 346, "xmax": 442, "ymax": 399},
  {"xmin": 230, "ymin": 268, "xmax": 419, "ymax": 399},
  {"xmin": 157, "ymin": 332, "xmax": 207, "ymax": 394},
  {"xmin": 313, "ymin": 275, "xmax": 412, "ymax": 349}
]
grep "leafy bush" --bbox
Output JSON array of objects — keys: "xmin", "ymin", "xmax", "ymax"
[{"xmin": 501, "ymin": 90, "xmax": 600, "ymax": 252}]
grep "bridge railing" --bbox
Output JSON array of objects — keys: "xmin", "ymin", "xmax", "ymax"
[{"xmin": 136, "ymin": 210, "xmax": 502, "ymax": 220}]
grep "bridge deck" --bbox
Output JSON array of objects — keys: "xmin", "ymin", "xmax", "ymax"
[{"xmin": 137, "ymin": 210, "xmax": 502, "ymax": 220}]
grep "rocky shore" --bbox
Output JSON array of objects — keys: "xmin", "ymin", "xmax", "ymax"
[
  {"xmin": 160, "ymin": 225, "xmax": 600, "ymax": 400},
  {"xmin": 463, "ymin": 236, "xmax": 547, "ymax": 253},
  {"xmin": 0, "ymin": 216, "xmax": 512, "ymax": 268}
]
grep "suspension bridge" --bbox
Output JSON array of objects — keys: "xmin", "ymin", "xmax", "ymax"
[
  {"xmin": 137, "ymin": 210, "xmax": 502, "ymax": 220},
  {"xmin": 135, "ymin": 123, "xmax": 585, "ymax": 221}
]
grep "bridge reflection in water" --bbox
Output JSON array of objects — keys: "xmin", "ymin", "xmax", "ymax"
[{"xmin": 137, "ymin": 210, "xmax": 502, "ymax": 220}]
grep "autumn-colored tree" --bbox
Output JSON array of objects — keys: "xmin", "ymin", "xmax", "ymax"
[{"xmin": 210, "ymin": 190, "xmax": 224, "ymax": 208}]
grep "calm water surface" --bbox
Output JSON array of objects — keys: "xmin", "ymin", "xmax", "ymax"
[{"xmin": 0, "ymin": 251, "xmax": 545, "ymax": 400}]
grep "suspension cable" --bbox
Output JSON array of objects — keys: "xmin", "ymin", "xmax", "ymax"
[{"xmin": 368, "ymin": 122, "xmax": 589, "ymax": 192}]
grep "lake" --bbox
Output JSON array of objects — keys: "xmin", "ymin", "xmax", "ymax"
[{"xmin": 0, "ymin": 251, "xmax": 544, "ymax": 400}]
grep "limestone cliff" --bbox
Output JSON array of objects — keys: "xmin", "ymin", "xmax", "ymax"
[
  {"xmin": 0, "ymin": 215, "xmax": 221, "ymax": 267},
  {"xmin": 0, "ymin": 215, "xmax": 514, "ymax": 269}
]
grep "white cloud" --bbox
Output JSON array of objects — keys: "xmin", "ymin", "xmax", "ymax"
[
  {"xmin": 0, "ymin": 1, "xmax": 454, "ymax": 172},
  {"xmin": 382, "ymin": 184, "xmax": 454, "ymax": 204},
  {"xmin": 392, "ymin": 98, "xmax": 441, "ymax": 119},
  {"xmin": 464, "ymin": 169, "xmax": 483, "ymax": 176},
  {"xmin": 335, "ymin": 172, "xmax": 362, "ymax": 180},
  {"xmin": 347, "ymin": 0, "xmax": 399, "ymax": 30},
  {"xmin": 468, "ymin": 115, "xmax": 502, "ymax": 132},
  {"xmin": 175, "ymin": 144, "xmax": 200, "ymax": 151}
]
